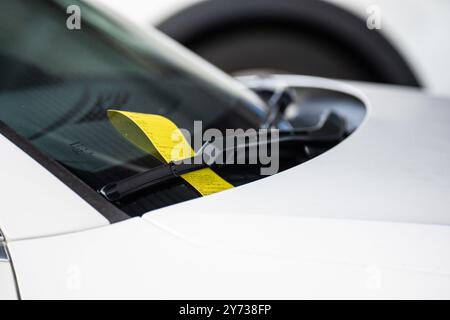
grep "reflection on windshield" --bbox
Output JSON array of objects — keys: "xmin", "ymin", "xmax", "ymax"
[{"xmin": 0, "ymin": 0, "xmax": 268, "ymax": 216}]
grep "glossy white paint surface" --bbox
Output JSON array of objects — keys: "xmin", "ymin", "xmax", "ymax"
[
  {"xmin": 6, "ymin": 78, "xmax": 450, "ymax": 299},
  {"xmin": 7, "ymin": 217, "xmax": 450, "ymax": 299},
  {"xmin": 0, "ymin": 133, "xmax": 108, "ymax": 241},
  {"xmin": 0, "ymin": 262, "xmax": 18, "ymax": 300}
]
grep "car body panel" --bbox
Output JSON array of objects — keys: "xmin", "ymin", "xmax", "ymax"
[
  {"xmin": 8, "ymin": 214, "xmax": 450, "ymax": 299},
  {"xmin": 0, "ymin": 132, "xmax": 108, "ymax": 241},
  {"xmin": 0, "ymin": 231, "xmax": 18, "ymax": 300},
  {"xmin": 5, "ymin": 77, "xmax": 450, "ymax": 299},
  {"xmin": 0, "ymin": 262, "xmax": 18, "ymax": 300}
]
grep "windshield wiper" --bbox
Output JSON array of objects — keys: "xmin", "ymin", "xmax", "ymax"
[
  {"xmin": 99, "ymin": 156, "xmax": 207, "ymax": 201},
  {"xmin": 99, "ymin": 111, "xmax": 346, "ymax": 202},
  {"xmin": 99, "ymin": 133, "xmax": 279, "ymax": 201}
]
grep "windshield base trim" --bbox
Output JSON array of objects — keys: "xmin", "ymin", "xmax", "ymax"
[{"xmin": 0, "ymin": 121, "xmax": 130, "ymax": 224}]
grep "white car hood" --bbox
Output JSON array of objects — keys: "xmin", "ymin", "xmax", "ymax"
[{"xmin": 6, "ymin": 77, "xmax": 450, "ymax": 299}]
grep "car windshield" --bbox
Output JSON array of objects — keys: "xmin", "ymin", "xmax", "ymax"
[{"xmin": 0, "ymin": 0, "xmax": 270, "ymax": 217}]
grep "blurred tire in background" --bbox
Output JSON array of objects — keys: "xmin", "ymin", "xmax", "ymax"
[{"xmin": 157, "ymin": 0, "xmax": 421, "ymax": 87}]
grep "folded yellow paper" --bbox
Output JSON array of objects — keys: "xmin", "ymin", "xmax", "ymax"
[{"xmin": 107, "ymin": 110, "xmax": 233, "ymax": 196}]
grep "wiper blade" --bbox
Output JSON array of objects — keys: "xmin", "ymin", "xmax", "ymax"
[
  {"xmin": 99, "ymin": 156, "xmax": 207, "ymax": 201},
  {"xmin": 99, "ymin": 111, "xmax": 346, "ymax": 202}
]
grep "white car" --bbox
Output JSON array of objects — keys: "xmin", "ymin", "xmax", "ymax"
[{"xmin": 0, "ymin": 0, "xmax": 449, "ymax": 300}]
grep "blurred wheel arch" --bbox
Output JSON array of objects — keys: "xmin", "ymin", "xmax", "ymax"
[{"xmin": 157, "ymin": 0, "xmax": 421, "ymax": 87}]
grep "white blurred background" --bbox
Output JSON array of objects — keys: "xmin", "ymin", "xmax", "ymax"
[{"xmin": 93, "ymin": 0, "xmax": 450, "ymax": 97}]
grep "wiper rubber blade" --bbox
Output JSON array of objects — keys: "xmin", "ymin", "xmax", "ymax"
[{"xmin": 99, "ymin": 156, "xmax": 207, "ymax": 201}]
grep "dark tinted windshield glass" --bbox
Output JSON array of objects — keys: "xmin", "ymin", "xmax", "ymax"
[{"xmin": 0, "ymin": 0, "xmax": 266, "ymax": 216}]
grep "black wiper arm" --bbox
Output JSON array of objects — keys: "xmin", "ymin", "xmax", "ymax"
[
  {"xmin": 279, "ymin": 111, "xmax": 347, "ymax": 143},
  {"xmin": 255, "ymin": 86, "xmax": 296, "ymax": 129},
  {"xmin": 99, "ymin": 156, "xmax": 207, "ymax": 201}
]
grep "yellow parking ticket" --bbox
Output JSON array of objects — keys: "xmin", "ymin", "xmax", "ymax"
[{"xmin": 107, "ymin": 110, "xmax": 233, "ymax": 196}]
